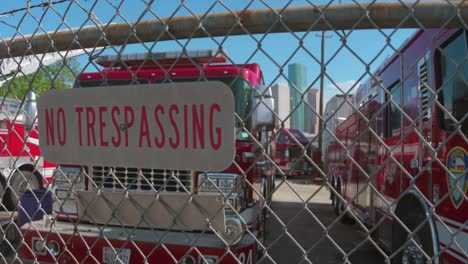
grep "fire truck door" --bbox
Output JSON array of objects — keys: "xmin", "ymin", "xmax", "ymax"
[
  {"xmin": 357, "ymin": 109, "xmax": 379, "ymax": 224},
  {"xmin": 384, "ymin": 81, "xmax": 403, "ymax": 201},
  {"xmin": 347, "ymin": 123, "xmax": 359, "ymax": 207},
  {"xmin": 357, "ymin": 118, "xmax": 368, "ymax": 211}
]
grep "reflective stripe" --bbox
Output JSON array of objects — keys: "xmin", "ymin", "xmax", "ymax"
[
  {"xmin": 439, "ymin": 216, "xmax": 468, "ymax": 231},
  {"xmin": 436, "ymin": 220, "xmax": 468, "ymax": 263}
]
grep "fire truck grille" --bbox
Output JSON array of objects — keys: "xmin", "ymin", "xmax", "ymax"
[{"xmin": 91, "ymin": 167, "xmax": 192, "ymax": 192}]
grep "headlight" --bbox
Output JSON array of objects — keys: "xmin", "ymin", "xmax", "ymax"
[
  {"xmin": 181, "ymin": 256, "xmax": 195, "ymax": 264},
  {"xmin": 53, "ymin": 167, "xmax": 82, "ymax": 184},
  {"xmin": 198, "ymin": 173, "xmax": 244, "ymax": 214},
  {"xmin": 32, "ymin": 237, "xmax": 46, "ymax": 255},
  {"xmin": 48, "ymin": 240, "xmax": 60, "ymax": 256},
  {"xmin": 223, "ymin": 217, "xmax": 245, "ymax": 245}
]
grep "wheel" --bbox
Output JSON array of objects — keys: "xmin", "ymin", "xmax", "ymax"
[
  {"xmin": 331, "ymin": 179, "xmax": 337, "ymax": 213},
  {"xmin": 257, "ymin": 211, "xmax": 267, "ymax": 259},
  {"xmin": 0, "ymin": 181, "xmax": 5, "ymax": 210},
  {"xmin": 391, "ymin": 209, "xmax": 435, "ymax": 264},
  {"xmin": 257, "ymin": 177, "xmax": 269, "ymax": 259},
  {"xmin": 259, "ymin": 177, "xmax": 270, "ymax": 220},
  {"xmin": 267, "ymin": 177, "xmax": 275, "ymax": 209},
  {"xmin": 5, "ymin": 170, "xmax": 40, "ymax": 210},
  {"xmin": 336, "ymin": 182, "xmax": 355, "ymax": 225},
  {"xmin": 332, "ymin": 181, "xmax": 340, "ymax": 216}
]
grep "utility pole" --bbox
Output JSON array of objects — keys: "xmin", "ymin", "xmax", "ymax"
[
  {"xmin": 317, "ymin": 31, "xmax": 331, "ymax": 173},
  {"xmin": 317, "ymin": 0, "xmax": 341, "ymax": 179},
  {"xmin": 318, "ymin": 32, "xmax": 325, "ymax": 158}
]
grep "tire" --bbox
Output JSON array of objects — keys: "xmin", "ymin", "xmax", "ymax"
[
  {"xmin": 5, "ymin": 170, "xmax": 40, "ymax": 210},
  {"xmin": 0, "ymin": 181, "xmax": 5, "ymax": 210},
  {"xmin": 257, "ymin": 211, "xmax": 267, "ymax": 259},
  {"xmin": 265, "ymin": 177, "xmax": 274, "ymax": 218},
  {"xmin": 391, "ymin": 209, "xmax": 435, "ymax": 264},
  {"xmin": 336, "ymin": 182, "xmax": 355, "ymax": 225},
  {"xmin": 332, "ymin": 181, "xmax": 340, "ymax": 216},
  {"xmin": 260, "ymin": 177, "xmax": 270, "ymax": 220},
  {"xmin": 331, "ymin": 179, "xmax": 337, "ymax": 214},
  {"xmin": 257, "ymin": 178, "xmax": 269, "ymax": 259}
]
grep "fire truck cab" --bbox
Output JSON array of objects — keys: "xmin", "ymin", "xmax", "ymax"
[{"xmin": 20, "ymin": 50, "xmax": 275, "ymax": 264}]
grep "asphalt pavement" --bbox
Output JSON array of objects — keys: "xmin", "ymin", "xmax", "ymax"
[{"xmin": 259, "ymin": 177, "xmax": 386, "ymax": 264}]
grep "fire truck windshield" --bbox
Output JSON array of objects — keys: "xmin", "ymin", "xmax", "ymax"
[
  {"xmin": 75, "ymin": 77, "xmax": 254, "ymax": 140},
  {"xmin": 439, "ymin": 30, "xmax": 468, "ymax": 134}
]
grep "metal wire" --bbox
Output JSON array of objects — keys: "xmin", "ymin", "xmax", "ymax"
[{"xmin": 0, "ymin": 1, "xmax": 465, "ymax": 264}]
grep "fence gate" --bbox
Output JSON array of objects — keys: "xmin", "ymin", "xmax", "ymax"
[{"xmin": 0, "ymin": 1, "xmax": 466, "ymax": 264}]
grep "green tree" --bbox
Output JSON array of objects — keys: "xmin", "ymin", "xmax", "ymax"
[{"xmin": 1, "ymin": 58, "xmax": 81, "ymax": 99}]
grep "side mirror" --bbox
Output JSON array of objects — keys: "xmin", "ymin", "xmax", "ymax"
[
  {"xmin": 252, "ymin": 85, "xmax": 275, "ymax": 131},
  {"xmin": 24, "ymin": 91, "xmax": 37, "ymax": 131}
]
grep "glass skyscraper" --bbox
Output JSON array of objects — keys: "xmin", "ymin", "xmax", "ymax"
[{"xmin": 288, "ymin": 63, "xmax": 307, "ymax": 131}]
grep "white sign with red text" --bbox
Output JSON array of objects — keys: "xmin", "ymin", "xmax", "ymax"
[{"xmin": 38, "ymin": 81, "xmax": 235, "ymax": 171}]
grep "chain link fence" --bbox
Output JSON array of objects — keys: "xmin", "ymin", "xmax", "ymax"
[{"xmin": 0, "ymin": 1, "xmax": 466, "ymax": 263}]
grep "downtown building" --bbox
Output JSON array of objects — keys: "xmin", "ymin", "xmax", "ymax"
[
  {"xmin": 271, "ymin": 83, "xmax": 290, "ymax": 129},
  {"xmin": 287, "ymin": 63, "xmax": 321, "ymax": 137},
  {"xmin": 304, "ymin": 88, "xmax": 320, "ymax": 136}
]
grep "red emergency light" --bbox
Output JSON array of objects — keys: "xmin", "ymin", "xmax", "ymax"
[{"xmin": 95, "ymin": 49, "xmax": 228, "ymax": 68}]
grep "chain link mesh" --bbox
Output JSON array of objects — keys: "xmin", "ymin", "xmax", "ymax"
[{"xmin": 0, "ymin": 1, "xmax": 466, "ymax": 263}]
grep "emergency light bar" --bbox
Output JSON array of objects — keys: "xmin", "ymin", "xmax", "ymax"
[{"xmin": 95, "ymin": 49, "xmax": 228, "ymax": 68}]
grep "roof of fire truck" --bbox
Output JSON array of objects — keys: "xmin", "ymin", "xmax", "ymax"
[
  {"xmin": 79, "ymin": 49, "xmax": 263, "ymax": 87},
  {"xmin": 94, "ymin": 49, "xmax": 229, "ymax": 68}
]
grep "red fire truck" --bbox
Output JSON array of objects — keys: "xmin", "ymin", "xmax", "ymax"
[
  {"xmin": 327, "ymin": 29, "xmax": 467, "ymax": 264},
  {"xmin": 271, "ymin": 128, "xmax": 314, "ymax": 177},
  {"xmin": 0, "ymin": 94, "xmax": 54, "ymax": 210},
  {"xmin": 20, "ymin": 50, "xmax": 275, "ymax": 263}
]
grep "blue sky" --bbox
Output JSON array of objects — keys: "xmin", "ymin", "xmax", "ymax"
[{"xmin": 0, "ymin": 0, "xmax": 416, "ymax": 102}]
